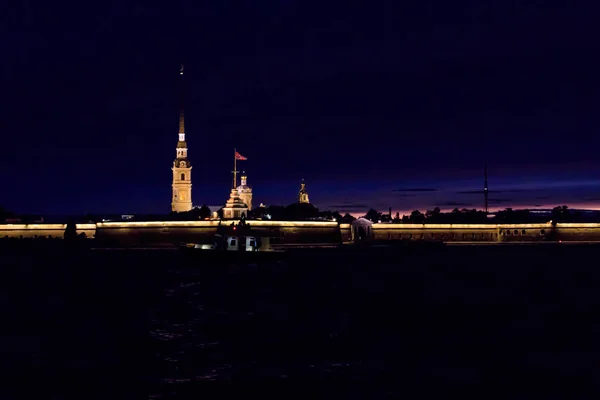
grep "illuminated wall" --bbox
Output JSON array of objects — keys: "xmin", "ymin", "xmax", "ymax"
[
  {"xmin": 0, "ymin": 224, "xmax": 97, "ymax": 239},
  {"xmin": 95, "ymin": 220, "xmax": 341, "ymax": 246},
  {"xmin": 371, "ymin": 222, "xmax": 600, "ymax": 242},
  {"xmin": 339, "ymin": 223, "xmax": 352, "ymax": 242},
  {"xmin": 3, "ymin": 221, "xmax": 600, "ymax": 244},
  {"xmin": 95, "ymin": 221, "xmax": 220, "ymax": 246}
]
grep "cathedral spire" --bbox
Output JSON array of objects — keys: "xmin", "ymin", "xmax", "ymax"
[
  {"xmin": 178, "ymin": 64, "xmax": 186, "ymax": 142},
  {"xmin": 171, "ymin": 63, "xmax": 192, "ymax": 213},
  {"xmin": 178, "ymin": 109, "xmax": 185, "ymax": 141}
]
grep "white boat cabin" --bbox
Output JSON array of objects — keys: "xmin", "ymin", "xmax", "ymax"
[{"xmin": 225, "ymin": 235, "xmax": 271, "ymax": 252}]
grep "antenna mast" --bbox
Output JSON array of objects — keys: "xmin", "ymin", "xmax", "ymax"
[{"xmin": 484, "ymin": 164, "xmax": 489, "ymax": 214}]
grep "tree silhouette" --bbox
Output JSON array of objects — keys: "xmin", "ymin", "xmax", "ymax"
[
  {"xmin": 285, "ymin": 202, "xmax": 319, "ymax": 220},
  {"xmin": 409, "ymin": 210, "xmax": 426, "ymax": 223},
  {"xmin": 363, "ymin": 208, "xmax": 382, "ymax": 222},
  {"xmin": 425, "ymin": 207, "xmax": 441, "ymax": 222},
  {"xmin": 317, "ymin": 210, "xmax": 343, "ymax": 222},
  {"xmin": 64, "ymin": 219, "xmax": 78, "ymax": 241},
  {"xmin": 264, "ymin": 205, "xmax": 286, "ymax": 220},
  {"xmin": 552, "ymin": 205, "xmax": 569, "ymax": 223},
  {"xmin": 197, "ymin": 205, "xmax": 212, "ymax": 219},
  {"xmin": 341, "ymin": 213, "xmax": 356, "ymax": 223},
  {"xmin": 248, "ymin": 204, "xmax": 268, "ymax": 219}
]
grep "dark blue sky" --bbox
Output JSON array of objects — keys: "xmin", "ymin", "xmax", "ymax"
[{"xmin": 2, "ymin": 1, "xmax": 600, "ymax": 216}]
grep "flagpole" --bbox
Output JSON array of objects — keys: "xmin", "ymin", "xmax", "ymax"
[{"xmin": 233, "ymin": 148, "xmax": 237, "ymax": 189}]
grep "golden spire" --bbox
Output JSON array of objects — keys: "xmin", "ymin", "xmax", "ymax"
[
  {"xmin": 178, "ymin": 109, "xmax": 185, "ymax": 136},
  {"xmin": 178, "ymin": 64, "xmax": 185, "ymax": 140}
]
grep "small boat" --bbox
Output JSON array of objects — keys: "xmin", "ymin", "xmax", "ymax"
[{"xmin": 180, "ymin": 219, "xmax": 285, "ymax": 260}]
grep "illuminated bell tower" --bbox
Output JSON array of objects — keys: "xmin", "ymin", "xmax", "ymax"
[
  {"xmin": 171, "ymin": 64, "xmax": 192, "ymax": 212},
  {"xmin": 171, "ymin": 110, "xmax": 192, "ymax": 212},
  {"xmin": 298, "ymin": 179, "xmax": 310, "ymax": 204},
  {"xmin": 237, "ymin": 172, "xmax": 253, "ymax": 210}
]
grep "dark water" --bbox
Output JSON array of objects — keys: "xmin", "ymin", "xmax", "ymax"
[{"xmin": 2, "ymin": 243, "xmax": 600, "ymax": 398}]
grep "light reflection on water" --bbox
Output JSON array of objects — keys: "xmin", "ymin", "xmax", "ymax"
[
  {"xmin": 148, "ymin": 245, "xmax": 600, "ymax": 396},
  {"xmin": 149, "ymin": 264, "xmax": 363, "ymax": 392}
]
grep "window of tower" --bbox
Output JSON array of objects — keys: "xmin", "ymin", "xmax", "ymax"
[
  {"xmin": 179, "ymin": 192, "xmax": 186, "ymax": 201},
  {"xmin": 181, "ymin": 173, "xmax": 185, "ymax": 180}
]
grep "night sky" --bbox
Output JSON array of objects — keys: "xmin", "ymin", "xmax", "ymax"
[{"xmin": 3, "ymin": 1, "xmax": 600, "ymax": 217}]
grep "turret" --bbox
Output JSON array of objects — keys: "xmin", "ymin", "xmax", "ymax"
[
  {"xmin": 298, "ymin": 179, "xmax": 310, "ymax": 204},
  {"xmin": 237, "ymin": 171, "xmax": 253, "ymax": 210}
]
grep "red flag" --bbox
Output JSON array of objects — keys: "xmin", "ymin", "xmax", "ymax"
[{"xmin": 235, "ymin": 151, "xmax": 247, "ymax": 160}]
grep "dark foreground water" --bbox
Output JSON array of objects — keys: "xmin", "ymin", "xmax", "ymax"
[{"xmin": 1, "ymin": 243, "xmax": 600, "ymax": 398}]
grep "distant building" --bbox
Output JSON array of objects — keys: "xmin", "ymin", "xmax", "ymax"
[
  {"xmin": 237, "ymin": 173, "xmax": 253, "ymax": 210},
  {"xmin": 298, "ymin": 179, "xmax": 310, "ymax": 204}
]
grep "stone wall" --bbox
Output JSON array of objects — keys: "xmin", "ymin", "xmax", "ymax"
[
  {"xmin": 372, "ymin": 223, "xmax": 501, "ymax": 242},
  {"xmin": 246, "ymin": 221, "xmax": 341, "ymax": 244},
  {"xmin": 547, "ymin": 223, "xmax": 600, "ymax": 242},
  {"xmin": 4, "ymin": 221, "xmax": 600, "ymax": 245},
  {"xmin": 339, "ymin": 223, "xmax": 352, "ymax": 242},
  {"xmin": 371, "ymin": 222, "xmax": 600, "ymax": 242},
  {"xmin": 94, "ymin": 221, "xmax": 220, "ymax": 246},
  {"xmin": 0, "ymin": 224, "xmax": 96, "ymax": 239},
  {"xmin": 94, "ymin": 220, "xmax": 341, "ymax": 246}
]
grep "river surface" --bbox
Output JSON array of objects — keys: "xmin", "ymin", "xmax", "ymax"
[{"xmin": 1, "ymin": 243, "xmax": 599, "ymax": 398}]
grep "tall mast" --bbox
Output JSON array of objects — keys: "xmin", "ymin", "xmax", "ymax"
[
  {"xmin": 232, "ymin": 148, "xmax": 237, "ymax": 189},
  {"xmin": 484, "ymin": 164, "xmax": 489, "ymax": 213}
]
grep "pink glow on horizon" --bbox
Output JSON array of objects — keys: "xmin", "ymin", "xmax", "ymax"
[{"xmin": 345, "ymin": 201, "xmax": 600, "ymax": 219}]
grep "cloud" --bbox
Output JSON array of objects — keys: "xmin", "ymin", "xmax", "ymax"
[
  {"xmin": 503, "ymin": 189, "xmax": 531, "ymax": 193},
  {"xmin": 435, "ymin": 201, "xmax": 473, "ymax": 207},
  {"xmin": 488, "ymin": 198, "xmax": 513, "ymax": 203},
  {"xmin": 393, "ymin": 188, "xmax": 437, "ymax": 192},
  {"xmin": 328, "ymin": 204, "xmax": 369, "ymax": 209},
  {"xmin": 457, "ymin": 190, "xmax": 497, "ymax": 194},
  {"xmin": 536, "ymin": 196, "xmax": 551, "ymax": 200},
  {"xmin": 457, "ymin": 189, "xmax": 530, "ymax": 195},
  {"xmin": 393, "ymin": 194, "xmax": 417, "ymax": 197}
]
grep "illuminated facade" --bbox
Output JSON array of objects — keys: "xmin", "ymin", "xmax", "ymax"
[
  {"xmin": 222, "ymin": 188, "xmax": 248, "ymax": 219},
  {"xmin": 298, "ymin": 179, "xmax": 310, "ymax": 204},
  {"xmin": 171, "ymin": 109, "xmax": 192, "ymax": 212},
  {"xmin": 237, "ymin": 173, "xmax": 253, "ymax": 210}
]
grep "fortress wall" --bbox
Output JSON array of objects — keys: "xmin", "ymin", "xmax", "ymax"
[
  {"xmin": 94, "ymin": 220, "xmax": 342, "ymax": 246},
  {"xmin": 372, "ymin": 224, "xmax": 500, "ymax": 242},
  {"xmin": 245, "ymin": 221, "xmax": 342, "ymax": 244},
  {"xmin": 553, "ymin": 223, "xmax": 600, "ymax": 241},
  {"xmin": 94, "ymin": 221, "xmax": 220, "ymax": 246},
  {"xmin": 0, "ymin": 224, "xmax": 97, "ymax": 239},
  {"xmin": 6, "ymin": 221, "xmax": 600, "ymax": 245},
  {"xmin": 497, "ymin": 225, "xmax": 550, "ymax": 242},
  {"xmin": 372, "ymin": 223, "xmax": 556, "ymax": 242},
  {"xmin": 371, "ymin": 223, "xmax": 600, "ymax": 242},
  {"xmin": 339, "ymin": 223, "xmax": 352, "ymax": 242}
]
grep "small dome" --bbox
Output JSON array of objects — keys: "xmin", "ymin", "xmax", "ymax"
[
  {"xmin": 174, "ymin": 157, "xmax": 191, "ymax": 167},
  {"xmin": 352, "ymin": 218, "xmax": 373, "ymax": 227}
]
